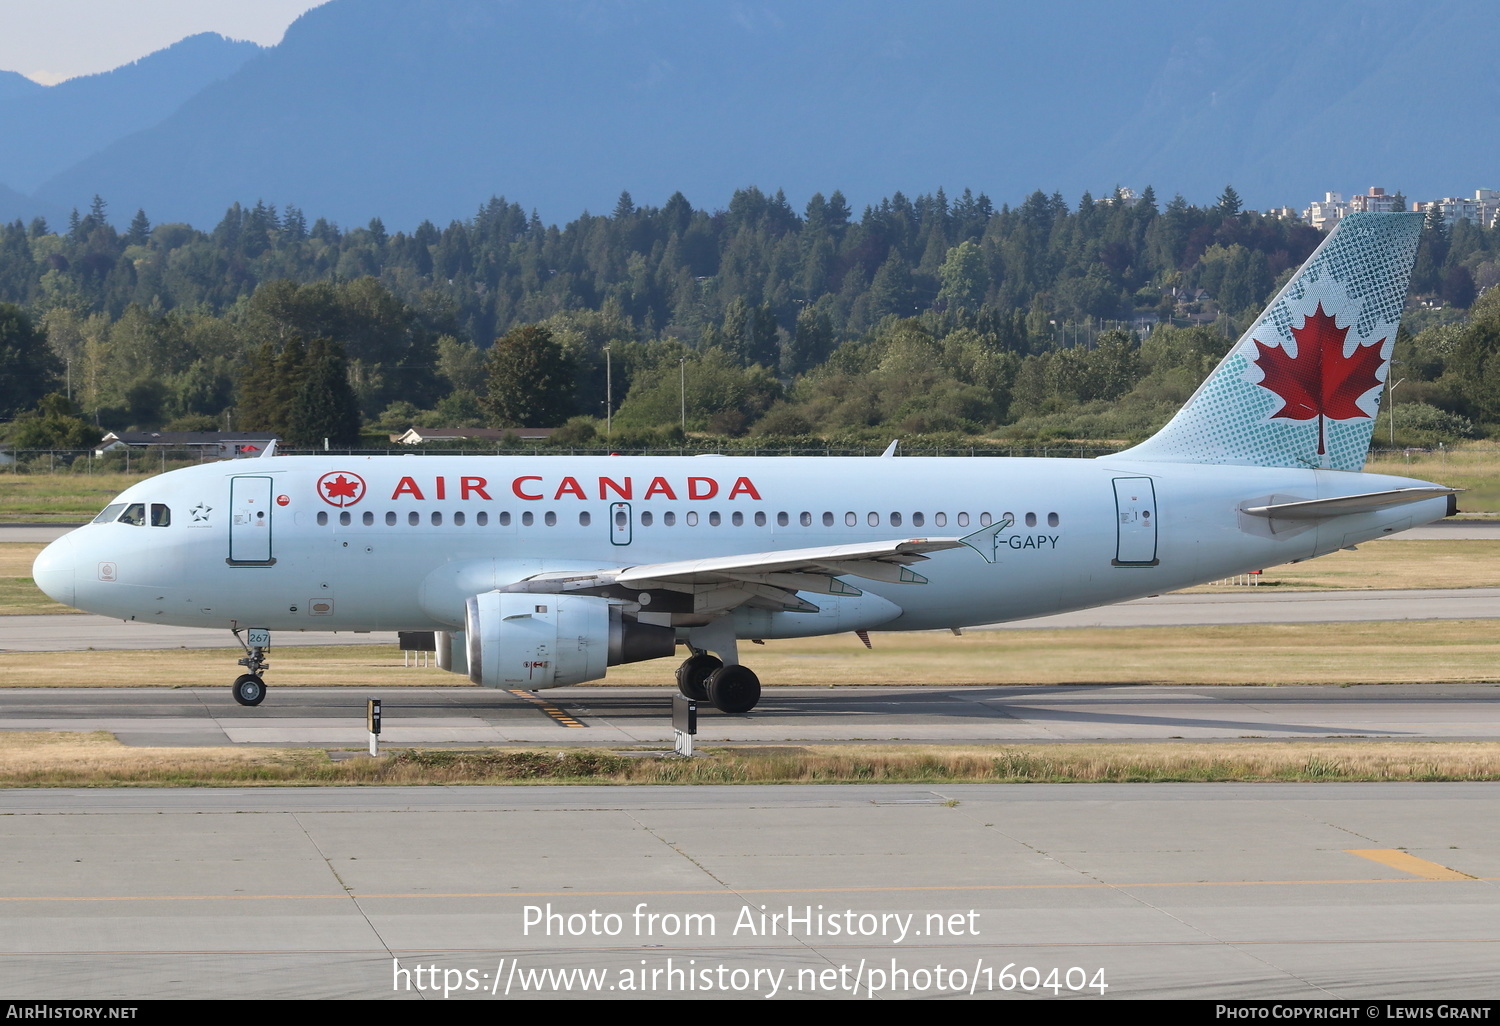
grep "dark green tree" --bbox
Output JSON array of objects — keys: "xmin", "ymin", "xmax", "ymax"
[
  {"xmin": 126, "ymin": 209, "xmax": 151, "ymax": 246},
  {"xmin": 0, "ymin": 303, "xmax": 58, "ymax": 419},
  {"xmin": 482, "ymin": 324, "xmax": 576, "ymax": 427},
  {"xmin": 5, "ymin": 393, "xmax": 96, "ymax": 449},
  {"xmin": 1217, "ymin": 185, "xmax": 1242, "ymax": 217},
  {"xmin": 287, "ymin": 338, "xmax": 362, "ymax": 447}
]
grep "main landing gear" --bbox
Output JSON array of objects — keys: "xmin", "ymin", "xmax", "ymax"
[
  {"xmin": 675, "ymin": 648, "xmax": 761, "ymax": 714},
  {"xmin": 231, "ymin": 628, "xmax": 270, "ymax": 706}
]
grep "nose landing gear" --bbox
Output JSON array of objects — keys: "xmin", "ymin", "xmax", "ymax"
[
  {"xmin": 232, "ymin": 673, "xmax": 266, "ymax": 706},
  {"xmin": 231, "ymin": 628, "xmax": 270, "ymax": 706}
]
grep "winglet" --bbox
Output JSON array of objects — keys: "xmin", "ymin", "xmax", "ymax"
[
  {"xmin": 959, "ymin": 516, "xmax": 1015, "ymax": 563},
  {"xmin": 259, "ymin": 439, "xmax": 278, "ymax": 459},
  {"xmin": 881, "ymin": 439, "xmax": 899, "ymax": 457}
]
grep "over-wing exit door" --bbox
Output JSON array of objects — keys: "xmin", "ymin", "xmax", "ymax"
[
  {"xmin": 610, "ymin": 502, "xmax": 632, "ymax": 545},
  {"xmin": 1112, "ymin": 476, "xmax": 1158, "ymax": 567}
]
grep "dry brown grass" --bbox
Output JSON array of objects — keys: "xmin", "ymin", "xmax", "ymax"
[
  {"xmin": 0, "ymin": 543, "xmax": 75, "ymax": 614},
  {"xmin": 2, "ymin": 619, "xmax": 1498, "ymax": 689},
  {"xmin": 1367, "ymin": 444, "xmax": 1500, "ymax": 511},
  {"xmin": 1186, "ymin": 539, "xmax": 1500, "ymax": 592},
  {"xmin": 2, "ymin": 733, "xmax": 1497, "ymax": 786},
  {"xmin": 0, "ymin": 471, "xmax": 168, "ymax": 522}
]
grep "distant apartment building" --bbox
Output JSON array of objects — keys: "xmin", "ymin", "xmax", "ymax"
[
  {"xmin": 1303, "ymin": 192, "xmax": 1348, "ymax": 231},
  {"xmin": 1348, "ymin": 186, "xmax": 1398, "ymax": 213},
  {"xmin": 1411, "ymin": 190, "xmax": 1500, "ymax": 229},
  {"xmin": 1302, "ymin": 186, "xmax": 1500, "ymax": 231}
]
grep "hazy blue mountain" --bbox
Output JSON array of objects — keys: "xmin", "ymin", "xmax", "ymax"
[
  {"xmin": 0, "ymin": 181, "xmax": 29, "ymax": 223},
  {"xmin": 0, "ymin": 69, "xmax": 42, "ymax": 102},
  {"xmin": 14, "ymin": 0, "xmax": 1498, "ymax": 230},
  {"xmin": 0, "ymin": 33, "xmax": 262, "ymax": 195}
]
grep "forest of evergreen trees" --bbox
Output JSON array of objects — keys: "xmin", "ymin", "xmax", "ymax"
[{"xmin": 2, "ymin": 185, "xmax": 1498, "ymax": 452}]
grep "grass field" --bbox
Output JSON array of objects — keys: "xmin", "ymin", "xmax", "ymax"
[
  {"xmin": 1367, "ymin": 445, "xmax": 1500, "ymax": 512},
  {"xmin": 2, "ymin": 619, "xmax": 1497, "ymax": 688},
  {"xmin": 1, "ymin": 732, "xmax": 1497, "ymax": 786},
  {"xmin": 0, "ymin": 471, "xmax": 149, "ymax": 522}
]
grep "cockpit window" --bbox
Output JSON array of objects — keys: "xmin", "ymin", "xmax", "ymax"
[
  {"xmin": 117, "ymin": 503, "xmax": 146, "ymax": 526},
  {"xmin": 150, "ymin": 503, "xmax": 171, "ymax": 527},
  {"xmin": 93, "ymin": 503, "xmax": 126, "ymax": 524}
]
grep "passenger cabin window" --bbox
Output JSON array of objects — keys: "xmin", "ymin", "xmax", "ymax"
[
  {"xmin": 579, "ymin": 512, "xmax": 591, "ymax": 526},
  {"xmin": 890, "ymin": 512, "xmax": 902, "ymax": 527},
  {"xmin": 912, "ymin": 512, "xmax": 924, "ymax": 527},
  {"xmin": 934, "ymin": 513, "xmax": 947, "ymax": 527},
  {"xmin": 364, "ymin": 512, "xmax": 374, "ymax": 526},
  {"xmin": 1047, "ymin": 512, "xmax": 1060, "ymax": 527},
  {"xmin": 1025, "ymin": 512, "xmax": 1037, "ymax": 527},
  {"xmin": 340, "ymin": 512, "xmax": 351, "ymax": 526},
  {"xmin": 640, "ymin": 511, "xmax": 654, "ymax": 526},
  {"xmin": 93, "ymin": 503, "xmax": 126, "ymax": 524},
  {"xmin": 317, "ymin": 511, "xmax": 328, "ymax": 526}
]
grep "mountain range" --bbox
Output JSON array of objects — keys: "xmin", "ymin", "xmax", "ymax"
[{"xmin": 0, "ymin": 0, "xmax": 1492, "ymax": 230}]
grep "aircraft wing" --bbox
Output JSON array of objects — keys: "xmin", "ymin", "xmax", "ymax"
[{"xmin": 500, "ymin": 537, "xmax": 966, "ymax": 615}]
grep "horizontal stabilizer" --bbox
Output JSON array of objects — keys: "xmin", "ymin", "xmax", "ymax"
[{"xmin": 1240, "ymin": 487, "xmax": 1459, "ymax": 520}]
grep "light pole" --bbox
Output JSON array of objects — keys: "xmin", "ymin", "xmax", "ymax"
[
  {"xmin": 679, "ymin": 357, "xmax": 686, "ymax": 431},
  {"xmin": 1387, "ymin": 377, "xmax": 1405, "ymax": 448},
  {"xmin": 604, "ymin": 345, "xmax": 612, "ymax": 440}
]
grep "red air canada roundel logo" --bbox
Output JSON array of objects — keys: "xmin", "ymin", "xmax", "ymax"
[{"xmin": 317, "ymin": 471, "xmax": 367, "ymax": 507}]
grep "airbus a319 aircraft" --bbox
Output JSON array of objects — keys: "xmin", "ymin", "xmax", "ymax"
[{"xmin": 33, "ymin": 212, "xmax": 1457, "ymax": 713}]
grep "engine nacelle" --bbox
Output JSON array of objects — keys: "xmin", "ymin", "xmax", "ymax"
[
  {"xmin": 436, "ymin": 631, "xmax": 467, "ymax": 675},
  {"xmin": 464, "ymin": 592, "xmax": 674, "ymax": 690}
]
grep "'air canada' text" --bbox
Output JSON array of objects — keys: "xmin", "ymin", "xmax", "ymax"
[{"xmin": 389, "ymin": 475, "xmax": 763, "ymax": 503}]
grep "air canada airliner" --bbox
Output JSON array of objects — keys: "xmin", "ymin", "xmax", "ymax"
[{"xmin": 33, "ymin": 212, "xmax": 1457, "ymax": 713}]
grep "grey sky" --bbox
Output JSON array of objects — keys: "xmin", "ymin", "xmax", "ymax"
[{"xmin": 0, "ymin": 0, "xmax": 325, "ymax": 84}]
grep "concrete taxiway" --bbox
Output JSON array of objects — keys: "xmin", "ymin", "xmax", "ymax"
[
  {"xmin": 2, "ymin": 783, "xmax": 1498, "ymax": 999},
  {"xmin": 4, "ymin": 682, "xmax": 1499, "ymax": 746}
]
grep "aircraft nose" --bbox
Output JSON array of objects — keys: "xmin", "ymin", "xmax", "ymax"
[{"xmin": 32, "ymin": 533, "xmax": 76, "ymax": 608}]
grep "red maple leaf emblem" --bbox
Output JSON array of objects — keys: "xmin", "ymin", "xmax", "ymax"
[
  {"xmin": 1251, "ymin": 303, "xmax": 1385, "ymax": 455},
  {"xmin": 317, "ymin": 472, "xmax": 366, "ymax": 507}
]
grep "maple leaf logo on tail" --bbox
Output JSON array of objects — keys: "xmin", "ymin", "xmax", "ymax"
[{"xmin": 1251, "ymin": 303, "xmax": 1385, "ymax": 456}]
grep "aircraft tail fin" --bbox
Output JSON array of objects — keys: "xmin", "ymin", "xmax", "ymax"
[{"xmin": 1116, "ymin": 212, "xmax": 1424, "ymax": 471}]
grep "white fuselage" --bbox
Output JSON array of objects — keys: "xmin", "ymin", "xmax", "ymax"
[{"xmin": 33, "ymin": 454, "xmax": 1450, "ymax": 638}]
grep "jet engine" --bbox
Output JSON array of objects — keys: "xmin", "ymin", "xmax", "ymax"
[{"xmin": 464, "ymin": 592, "xmax": 675, "ymax": 689}]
